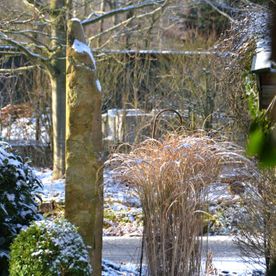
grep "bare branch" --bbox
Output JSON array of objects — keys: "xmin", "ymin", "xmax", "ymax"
[
  {"xmin": 3, "ymin": 29, "xmax": 50, "ymax": 37},
  {"xmin": 0, "ymin": 32, "xmax": 49, "ymax": 64},
  {"xmin": 2, "ymin": 13, "xmax": 35, "ymax": 25},
  {"xmin": 22, "ymin": 0, "xmax": 50, "ymax": 21},
  {"xmin": 0, "ymin": 65, "xmax": 38, "ymax": 73},
  {"xmin": 202, "ymin": 0, "xmax": 236, "ymax": 23},
  {"xmin": 81, "ymin": 0, "xmax": 165, "ymax": 26},
  {"xmin": 23, "ymin": 0, "xmax": 45, "ymax": 12},
  {"xmin": 2, "ymin": 30, "xmax": 58, "ymax": 54},
  {"xmin": 88, "ymin": 1, "xmax": 167, "ymax": 44}
]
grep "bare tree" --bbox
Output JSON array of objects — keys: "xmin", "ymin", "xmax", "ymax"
[{"xmin": 0, "ymin": 0, "xmax": 167, "ymax": 178}]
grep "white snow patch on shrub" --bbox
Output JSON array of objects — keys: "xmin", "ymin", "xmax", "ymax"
[{"xmin": 34, "ymin": 219, "xmax": 92, "ymax": 274}]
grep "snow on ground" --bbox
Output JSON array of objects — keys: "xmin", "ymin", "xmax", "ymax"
[
  {"xmin": 34, "ymin": 167, "xmax": 265, "ymax": 276},
  {"xmin": 102, "ymin": 258, "xmax": 265, "ymax": 276},
  {"xmin": 102, "ymin": 260, "xmax": 140, "ymax": 276},
  {"xmin": 102, "ymin": 257, "xmax": 265, "ymax": 276},
  {"xmin": 35, "ymin": 167, "xmax": 143, "ymax": 236},
  {"xmin": 35, "ymin": 168, "xmax": 65, "ymax": 203},
  {"xmin": 34, "ymin": 167, "xmax": 253, "ymax": 237},
  {"xmin": 1, "ymin": 117, "xmax": 50, "ymax": 144},
  {"xmin": 210, "ymin": 258, "xmax": 264, "ymax": 276},
  {"xmin": 36, "ymin": 167, "xmax": 235, "ymax": 207},
  {"xmin": 35, "ymin": 166, "xmax": 140, "ymax": 207}
]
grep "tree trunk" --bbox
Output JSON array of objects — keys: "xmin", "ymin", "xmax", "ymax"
[
  {"xmin": 50, "ymin": 0, "xmax": 67, "ymax": 178},
  {"xmin": 50, "ymin": 70, "xmax": 66, "ymax": 179},
  {"xmin": 97, "ymin": 0, "xmax": 106, "ymax": 47},
  {"xmin": 65, "ymin": 19, "xmax": 103, "ymax": 276}
]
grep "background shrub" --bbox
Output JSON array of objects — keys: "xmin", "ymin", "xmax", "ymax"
[
  {"xmin": 9, "ymin": 218, "xmax": 92, "ymax": 276},
  {"xmin": 0, "ymin": 142, "xmax": 42, "ymax": 275},
  {"xmin": 235, "ymin": 169, "xmax": 276, "ymax": 272}
]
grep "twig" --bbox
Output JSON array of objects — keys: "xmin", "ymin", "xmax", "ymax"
[{"xmin": 82, "ymin": 0, "xmax": 165, "ymax": 26}]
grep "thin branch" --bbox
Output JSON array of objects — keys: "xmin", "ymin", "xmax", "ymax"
[
  {"xmin": 2, "ymin": 30, "xmax": 57, "ymax": 54},
  {"xmin": 202, "ymin": 0, "xmax": 236, "ymax": 23},
  {"xmin": 0, "ymin": 32, "xmax": 53, "ymax": 74},
  {"xmin": 23, "ymin": 0, "xmax": 46, "ymax": 12},
  {"xmin": 82, "ymin": 0, "xmax": 165, "ymax": 26},
  {"xmin": 2, "ymin": 13, "xmax": 35, "ymax": 25},
  {"xmin": 22, "ymin": 0, "xmax": 50, "ymax": 21},
  {"xmin": 3, "ymin": 29, "xmax": 50, "ymax": 37},
  {"xmin": 88, "ymin": 0, "xmax": 167, "ymax": 43},
  {"xmin": 0, "ymin": 65, "xmax": 38, "ymax": 73},
  {"xmin": 0, "ymin": 51, "xmax": 22, "ymax": 55},
  {"xmin": 0, "ymin": 33, "xmax": 47, "ymax": 61}
]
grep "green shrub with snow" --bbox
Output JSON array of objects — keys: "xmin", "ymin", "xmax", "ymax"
[
  {"xmin": 0, "ymin": 142, "xmax": 42, "ymax": 274},
  {"xmin": 9, "ymin": 218, "xmax": 92, "ymax": 276}
]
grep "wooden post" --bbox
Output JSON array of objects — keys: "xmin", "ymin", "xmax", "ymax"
[{"xmin": 65, "ymin": 19, "xmax": 103, "ymax": 276}]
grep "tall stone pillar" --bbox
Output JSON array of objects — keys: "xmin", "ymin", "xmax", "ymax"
[{"xmin": 65, "ymin": 19, "xmax": 103, "ymax": 276}]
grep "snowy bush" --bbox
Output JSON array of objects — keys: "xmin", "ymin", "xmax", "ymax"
[
  {"xmin": 9, "ymin": 218, "xmax": 92, "ymax": 276},
  {"xmin": 0, "ymin": 142, "xmax": 42, "ymax": 274}
]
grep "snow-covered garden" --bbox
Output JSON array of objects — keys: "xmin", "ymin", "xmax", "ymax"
[
  {"xmin": 34, "ymin": 140, "xmax": 268, "ymax": 276},
  {"xmin": 1, "ymin": 1, "xmax": 276, "ymax": 276},
  {"xmin": 1, "ymin": 137, "xmax": 271, "ymax": 275}
]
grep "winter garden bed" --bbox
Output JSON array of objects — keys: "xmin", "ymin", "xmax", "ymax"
[
  {"xmin": 37, "ymin": 167, "xmax": 266, "ymax": 276},
  {"xmin": 36, "ymin": 166, "xmax": 254, "ymax": 237},
  {"xmin": 0, "ymin": 138, "xmax": 269, "ymax": 275}
]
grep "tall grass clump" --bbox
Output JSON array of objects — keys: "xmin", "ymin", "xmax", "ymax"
[{"xmin": 110, "ymin": 133, "xmax": 257, "ymax": 276}]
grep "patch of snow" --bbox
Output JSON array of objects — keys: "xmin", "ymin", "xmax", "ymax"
[
  {"xmin": 71, "ymin": 18, "xmax": 81, "ymax": 23},
  {"xmin": 107, "ymin": 109, "xmax": 119, "ymax": 117},
  {"xmin": 96, "ymin": 79, "xmax": 102, "ymax": 92},
  {"xmin": 104, "ymin": 169, "xmax": 140, "ymax": 207},
  {"xmin": 209, "ymin": 257, "xmax": 265, "ymax": 276},
  {"xmin": 102, "ymin": 257, "xmax": 265, "ymax": 276},
  {"xmin": 111, "ymin": 202, "xmax": 128, "ymax": 212},
  {"xmin": 204, "ymin": 183, "xmax": 233, "ymax": 202},
  {"xmin": 102, "ymin": 259, "xmax": 139, "ymax": 276},
  {"xmin": 7, "ymin": 158, "xmax": 22, "ymax": 167},
  {"xmin": 34, "ymin": 168, "xmax": 65, "ymax": 203},
  {"xmin": 0, "ymin": 250, "xmax": 9, "ymax": 258},
  {"xmin": 1, "ymin": 117, "xmax": 50, "ymax": 144},
  {"xmin": 6, "ymin": 193, "xmax": 15, "ymax": 202},
  {"xmin": 72, "ymin": 39, "xmax": 96, "ymax": 70},
  {"xmin": 36, "ymin": 167, "xmax": 141, "ymax": 206}
]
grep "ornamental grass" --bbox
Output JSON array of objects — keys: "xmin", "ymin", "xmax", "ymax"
[{"xmin": 109, "ymin": 133, "xmax": 257, "ymax": 276}]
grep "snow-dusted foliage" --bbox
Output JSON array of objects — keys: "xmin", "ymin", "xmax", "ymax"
[
  {"xmin": 9, "ymin": 218, "xmax": 92, "ymax": 276},
  {"xmin": 0, "ymin": 142, "xmax": 42, "ymax": 274}
]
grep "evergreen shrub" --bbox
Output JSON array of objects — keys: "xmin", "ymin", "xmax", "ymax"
[
  {"xmin": 0, "ymin": 142, "xmax": 42, "ymax": 274},
  {"xmin": 9, "ymin": 218, "xmax": 92, "ymax": 276}
]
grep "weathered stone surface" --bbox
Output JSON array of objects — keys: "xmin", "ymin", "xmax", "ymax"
[{"xmin": 65, "ymin": 19, "xmax": 103, "ymax": 276}]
